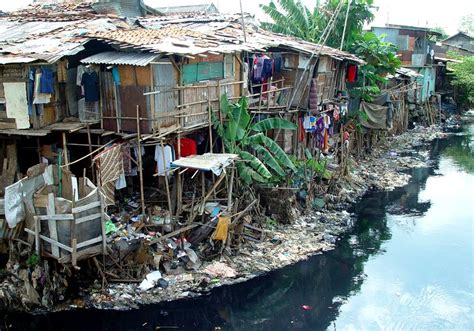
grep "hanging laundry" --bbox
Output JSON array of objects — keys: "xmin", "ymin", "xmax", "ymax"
[
  {"xmin": 346, "ymin": 64, "xmax": 358, "ymax": 83},
  {"xmin": 333, "ymin": 106, "xmax": 340, "ymax": 121},
  {"xmin": 155, "ymin": 144, "xmax": 173, "ymax": 176},
  {"xmin": 273, "ymin": 53, "xmax": 283, "ymax": 72},
  {"xmin": 33, "ymin": 70, "xmax": 51, "ymax": 104},
  {"xmin": 262, "ymin": 58, "xmax": 274, "ymax": 80},
  {"xmin": 39, "ymin": 67, "xmax": 54, "ymax": 94},
  {"xmin": 121, "ymin": 143, "xmax": 132, "ymax": 176},
  {"xmin": 174, "ymin": 137, "xmax": 197, "ymax": 158},
  {"xmin": 303, "ymin": 115, "xmax": 317, "ymax": 131},
  {"xmin": 81, "ymin": 71, "xmax": 99, "ymax": 102},
  {"xmin": 252, "ymin": 54, "xmax": 266, "ymax": 82},
  {"xmin": 309, "ymin": 78, "xmax": 318, "ymax": 112},
  {"xmin": 76, "ymin": 65, "xmax": 85, "ymax": 86},
  {"xmin": 93, "ymin": 144, "xmax": 124, "ymax": 206}
]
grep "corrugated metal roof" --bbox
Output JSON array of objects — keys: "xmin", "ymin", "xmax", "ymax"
[
  {"xmin": 0, "ymin": 55, "xmax": 37, "ymax": 64},
  {"xmin": 81, "ymin": 51, "xmax": 159, "ymax": 66},
  {"xmin": 0, "ymin": 16, "xmax": 126, "ymax": 63},
  {"xmin": 90, "ymin": 14, "xmax": 363, "ymax": 63}
]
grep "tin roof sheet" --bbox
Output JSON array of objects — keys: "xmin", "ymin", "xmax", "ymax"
[{"xmin": 81, "ymin": 51, "xmax": 159, "ymax": 66}]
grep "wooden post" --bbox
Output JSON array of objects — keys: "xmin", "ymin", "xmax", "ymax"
[
  {"xmin": 176, "ymin": 133, "xmax": 183, "ymax": 216},
  {"xmin": 62, "ymin": 132, "xmax": 69, "ymax": 170},
  {"xmin": 160, "ymin": 139, "xmax": 173, "ymax": 216},
  {"xmin": 266, "ymin": 77, "xmax": 272, "ymax": 112},
  {"xmin": 34, "ymin": 216, "xmax": 40, "ymax": 255},
  {"xmin": 36, "ymin": 137, "xmax": 42, "ymax": 164},
  {"xmin": 136, "ymin": 106, "xmax": 146, "ymax": 216},
  {"xmin": 46, "ymin": 192, "xmax": 59, "ymax": 258},
  {"xmin": 100, "ymin": 194, "xmax": 107, "ymax": 255},
  {"xmin": 217, "ymin": 81, "xmax": 225, "ymax": 154},
  {"xmin": 86, "ymin": 124, "xmax": 96, "ymax": 183},
  {"xmin": 227, "ymin": 166, "xmax": 235, "ymax": 211},
  {"xmin": 70, "ymin": 189, "xmax": 76, "ymax": 264},
  {"xmin": 207, "ymin": 85, "xmax": 214, "ymax": 153}
]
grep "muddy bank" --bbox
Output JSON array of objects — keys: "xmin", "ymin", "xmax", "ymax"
[{"xmin": 79, "ymin": 124, "xmax": 447, "ymax": 311}]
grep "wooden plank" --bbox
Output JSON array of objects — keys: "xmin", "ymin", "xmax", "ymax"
[
  {"xmin": 46, "ymin": 193, "xmax": 59, "ymax": 257},
  {"xmin": 71, "ymin": 238, "xmax": 77, "ymax": 266},
  {"xmin": 25, "ymin": 228, "xmax": 73, "ymax": 252},
  {"xmin": 72, "ymin": 201, "xmax": 101, "ymax": 213},
  {"xmin": 37, "ymin": 214, "xmax": 74, "ymax": 221},
  {"xmin": 147, "ymin": 223, "xmax": 199, "ymax": 245},
  {"xmin": 76, "ymin": 236, "xmax": 103, "ymax": 249},
  {"xmin": 75, "ymin": 213, "xmax": 102, "ymax": 225},
  {"xmin": 58, "ymin": 245, "xmax": 103, "ymax": 264}
]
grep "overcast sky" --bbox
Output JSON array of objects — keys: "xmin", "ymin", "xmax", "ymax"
[{"xmin": 2, "ymin": 0, "xmax": 472, "ymax": 35}]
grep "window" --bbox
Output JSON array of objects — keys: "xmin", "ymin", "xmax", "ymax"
[{"xmin": 182, "ymin": 61, "xmax": 224, "ymax": 84}]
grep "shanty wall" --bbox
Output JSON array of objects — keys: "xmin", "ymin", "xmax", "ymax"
[{"xmin": 0, "ymin": 64, "xmax": 63, "ymax": 130}]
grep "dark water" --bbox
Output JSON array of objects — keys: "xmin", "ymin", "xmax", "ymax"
[{"xmin": 2, "ymin": 124, "xmax": 473, "ymax": 331}]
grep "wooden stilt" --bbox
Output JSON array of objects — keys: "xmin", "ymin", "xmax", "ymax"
[
  {"xmin": 176, "ymin": 133, "xmax": 182, "ymax": 216},
  {"xmin": 62, "ymin": 132, "xmax": 69, "ymax": 171},
  {"xmin": 160, "ymin": 139, "xmax": 173, "ymax": 217},
  {"xmin": 86, "ymin": 124, "xmax": 96, "ymax": 183},
  {"xmin": 227, "ymin": 166, "xmax": 235, "ymax": 211},
  {"xmin": 136, "ymin": 106, "xmax": 146, "ymax": 216}
]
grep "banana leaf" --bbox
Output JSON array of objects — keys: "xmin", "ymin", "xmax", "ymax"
[
  {"xmin": 239, "ymin": 150, "xmax": 272, "ymax": 179},
  {"xmin": 248, "ymin": 133, "xmax": 297, "ymax": 172},
  {"xmin": 236, "ymin": 162, "xmax": 267, "ymax": 184},
  {"xmin": 251, "ymin": 118, "xmax": 297, "ymax": 132},
  {"xmin": 252, "ymin": 144, "xmax": 285, "ymax": 176}
]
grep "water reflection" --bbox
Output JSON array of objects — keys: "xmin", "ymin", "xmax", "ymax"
[{"xmin": 2, "ymin": 126, "xmax": 473, "ymax": 331}]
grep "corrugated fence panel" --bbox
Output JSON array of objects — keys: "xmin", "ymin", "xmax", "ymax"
[{"xmin": 152, "ymin": 62, "xmax": 179, "ymax": 132}]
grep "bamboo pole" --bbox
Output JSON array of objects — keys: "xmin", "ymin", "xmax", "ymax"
[
  {"xmin": 62, "ymin": 132, "xmax": 69, "ymax": 171},
  {"xmin": 136, "ymin": 106, "xmax": 146, "ymax": 216},
  {"xmin": 207, "ymin": 85, "xmax": 214, "ymax": 153},
  {"xmin": 86, "ymin": 124, "xmax": 96, "ymax": 183},
  {"xmin": 160, "ymin": 139, "xmax": 173, "ymax": 216}
]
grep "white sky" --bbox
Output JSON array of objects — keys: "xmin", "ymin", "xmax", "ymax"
[{"xmin": 1, "ymin": 0, "xmax": 472, "ymax": 35}]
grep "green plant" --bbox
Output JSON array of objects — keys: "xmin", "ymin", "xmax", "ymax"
[
  {"xmin": 348, "ymin": 32, "xmax": 401, "ymax": 101},
  {"xmin": 27, "ymin": 253, "xmax": 40, "ymax": 268},
  {"xmin": 213, "ymin": 95, "xmax": 297, "ymax": 184},
  {"xmin": 450, "ymin": 56, "xmax": 474, "ymax": 109}
]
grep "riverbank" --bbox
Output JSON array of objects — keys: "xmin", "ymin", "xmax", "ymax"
[{"xmin": 81, "ymin": 124, "xmax": 448, "ymax": 311}]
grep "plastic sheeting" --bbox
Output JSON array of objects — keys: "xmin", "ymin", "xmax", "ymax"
[{"xmin": 359, "ymin": 101, "xmax": 388, "ymax": 130}]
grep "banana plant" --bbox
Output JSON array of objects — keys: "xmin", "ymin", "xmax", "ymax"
[{"xmin": 213, "ymin": 95, "xmax": 297, "ymax": 184}]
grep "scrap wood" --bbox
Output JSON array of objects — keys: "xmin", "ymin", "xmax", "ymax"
[{"xmin": 147, "ymin": 223, "xmax": 199, "ymax": 245}]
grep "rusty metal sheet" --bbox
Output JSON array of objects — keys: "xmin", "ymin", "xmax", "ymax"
[{"xmin": 118, "ymin": 86, "xmax": 151, "ymax": 133}]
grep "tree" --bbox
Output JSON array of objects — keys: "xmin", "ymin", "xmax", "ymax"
[
  {"xmin": 459, "ymin": 13, "xmax": 474, "ymax": 35},
  {"xmin": 348, "ymin": 32, "xmax": 401, "ymax": 100},
  {"xmin": 260, "ymin": 0, "xmax": 375, "ymax": 49},
  {"xmin": 432, "ymin": 26, "xmax": 449, "ymax": 41},
  {"xmin": 213, "ymin": 95, "xmax": 297, "ymax": 184},
  {"xmin": 450, "ymin": 56, "xmax": 474, "ymax": 109}
]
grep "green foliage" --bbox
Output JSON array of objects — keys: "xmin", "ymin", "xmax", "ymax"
[
  {"xmin": 450, "ymin": 56, "xmax": 474, "ymax": 108},
  {"xmin": 259, "ymin": 1, "xmax": 399, "ymax": 102},
  {"xmin": 260, "ymin": 0, "xmax": 375, "ymax": 49},
  {"xmin": 431, "ymin": 26, "xmax": 449, "ymax": 41},
  {"xmin": 348, "ymin": 32, "xmax": 401, "ymax": 101},
  {"xmin": 214, "ymin": 95, "xmax": 297, "ymax": 185},
  {"xmin": 27, "ymin": 253, "xmax": 40, "ymax": 268}
]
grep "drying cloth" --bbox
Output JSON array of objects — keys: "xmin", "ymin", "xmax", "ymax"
[
  {"xmin": 33, "ymin": 72, "xmax": 51, "ymax": 104},
  {"xmin": 155, "ymin": 144, "xmax": 173, "ymax": 176},
  {"xmin": 174, "ymin": 137, "xmax": 196, "ymax": 158},
  {"xmin": 3, "ymin": 82, "xmax": 30, "ymax": 129},
  {"xmin": 81, "ymin": 71, "xmax": 99, "ymax": 102},
  {"xmin": 4, "ymin": 180, "xmax": 25, "ymax": 228},
  {"xmin": 346, "ymin": 64, "xmax": 358, "ymax": 83},
  {"xmin": 39, "ymin": 68, "xmax": 54, "ymax": 94},
  {"xmin": 112, "ymin": 67, "xmax": 121, "ymax": 85},
  {"xmin": 94, "ymin": 145, "xmax": 124, "ymax": 205},
  {"xmin": 359, "ymin": 102, "xmax": 388, "ymax": 129},
  {"xmin": 212, "ymin": 216, "xmax": 230, "ymax": 242}
]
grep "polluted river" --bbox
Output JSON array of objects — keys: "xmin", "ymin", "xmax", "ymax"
[{"xmin": 2, "ymin": 123, "xmax": 473, "ymax": 330}]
